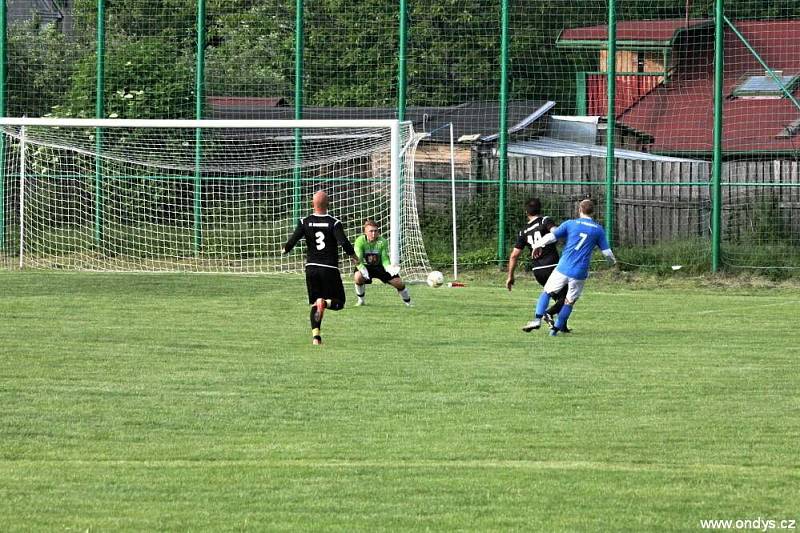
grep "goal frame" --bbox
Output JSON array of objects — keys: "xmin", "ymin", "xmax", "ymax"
[{"xmin": 2, "ymin": 117, "xmax": 407, "ymax": 269}]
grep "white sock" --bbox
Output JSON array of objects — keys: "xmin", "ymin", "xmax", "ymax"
[
  {"xmin": 398, "ymin": 288, "xmax": 410, "ymax": 302},
  {"xmin": 355, "ymin": 284, "xmax": 365, "ymax": 297}
]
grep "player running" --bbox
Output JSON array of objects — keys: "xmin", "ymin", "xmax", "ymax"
[
  {"xmin": 530, "ymin": 198, "xmax": 616, "ymax": 336},
  {"xmin": 353, "ymin": 219, "xmax": 412, "ymax": 307},
  {"xmin": 505, "ymin": 197, "xmax": 569, "ymax": 332},
  {"xmin": 283, "ymin": 190, "xmax": 358, "ymax": 345}
]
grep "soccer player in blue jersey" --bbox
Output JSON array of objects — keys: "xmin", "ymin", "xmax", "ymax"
[
  {"xmin": 506, "ymin": 198, "xmax": 568, "ymax": 332},
  {"xmin": 530, "ymin": 199, "xmax": 616, "ymax": 336}
]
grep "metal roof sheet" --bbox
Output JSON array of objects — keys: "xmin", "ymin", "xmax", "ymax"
[{"xmin": 508, "ymin": 138, "xmax": 701, "ymax": 162}]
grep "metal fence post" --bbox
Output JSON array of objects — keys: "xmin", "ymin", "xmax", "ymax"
[
  {"xmin": 194, "ymin": 0, "xmax": 206, "ymax": 254},
  {"xmin": 605, "ymin": 0, "xmax": 617, "ymax": 246},
  {"xmin": 497, "ymin": 0, "xmax": 509, "ymax": 262},
  {"xmin": 292, "ymin": 0, "xmax": 304, "ymax": 224},
  {"xmin": 94, "ymin": 0, "xmax": 105, "ymax": 246},
  {"xmin": 711, "ymin": 0, "xmax": 724, "ymax": 272},
  {"xmin": 0, "ymin": 0, "xmax": 6, "ymax": 250}
]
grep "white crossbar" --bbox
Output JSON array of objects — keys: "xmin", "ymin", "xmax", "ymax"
[{"xmin": 0, "ymin": 118, "xmax": 401, "ymax": 129}]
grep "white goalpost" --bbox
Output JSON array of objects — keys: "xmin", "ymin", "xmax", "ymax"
[
  {"xmin": 423, "ymin": 122, "xmax": 459, "ymax": 282},
  {"xmin": 1, "ymin": 118, "xmax": 431, "ymax": 278},
  {"xmin": 448, "ymin": 122, "xmax": 458, "ymax": 281}
]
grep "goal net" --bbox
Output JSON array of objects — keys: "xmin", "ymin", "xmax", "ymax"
[{"xmin": 0, "ymin": 118, "xmax": 431, "ymax": 279}]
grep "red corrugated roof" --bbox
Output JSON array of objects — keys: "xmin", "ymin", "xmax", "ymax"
[
  {"xmin": 559, "ymin": 19, "xmax": 710, "ymax": 43},
  {"xmin": 207, "ymin": 96, "xmax": 288, "ymax": 108},
  {"xmin": 617, "ymin": 20, "xmax": 800, "ymax": 152}
]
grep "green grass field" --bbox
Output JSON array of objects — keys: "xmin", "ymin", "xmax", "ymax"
[{"xmin": 1, "ymin": 271, "xmax": 799, "ymax": 531}]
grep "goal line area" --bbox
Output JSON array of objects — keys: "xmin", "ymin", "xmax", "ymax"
[{"xmin": 0, "ymin": 118, "xmax": 431, "ymax": 278}]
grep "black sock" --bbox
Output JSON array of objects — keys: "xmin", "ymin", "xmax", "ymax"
[{"xmin": 547, "ymin": 300, "xmax": 565, "ymax": 316}]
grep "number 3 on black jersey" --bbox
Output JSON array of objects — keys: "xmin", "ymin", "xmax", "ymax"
[{"xmin": 314, "ymin": 231, "xmax": 326, "ymax": 250}]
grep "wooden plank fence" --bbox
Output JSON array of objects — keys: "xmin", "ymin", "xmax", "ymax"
[
  {"xmin": 414, "ymin": 154, "xmax": 800, "ymax": 247},
  {"xmin": 503, "ymin": 155, "xmax": 711, "ymax": 246},
  {"xmin": 724, "ymin": 159, "xmax": 800, "ymax": 241}
]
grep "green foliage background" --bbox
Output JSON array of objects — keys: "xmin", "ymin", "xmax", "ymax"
[
  {"xmin": 8, "ymin": 0, "xmax": 800, "ymax": 118},
  {"xmin": 5, "ymin": 0, "xmax": 800, "ymax": 274}
]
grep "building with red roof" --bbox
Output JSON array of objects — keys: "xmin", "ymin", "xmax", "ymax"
[{"xmin": 557, "ymin": 19, "xmax": 800, "ymax": 156}]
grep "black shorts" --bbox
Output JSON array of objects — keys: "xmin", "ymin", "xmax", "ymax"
[
  {"xmin": 533, "ymin": 263, "xmax": 567, "ymax": 298},
  {"xmin": 532, "ymin": 263, "xmax": 557, "ymax": 287},
  {"xmin": 305, "ymin": 265, "xmax": 346, "ymax": 305},
  {"xmin": 356, "ymin": 265, "xmax": 399, "ymax": 285}
]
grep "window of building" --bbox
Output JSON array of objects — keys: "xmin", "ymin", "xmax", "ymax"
[{"xmin": 733, "ymin": 72, "xmax": 799, "ymax": 98}]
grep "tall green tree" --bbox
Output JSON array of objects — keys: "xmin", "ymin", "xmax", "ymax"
[
  {"xmin": 60, "ymin": 35, "xmax": 194, "ymax": 119},
  {"xmin": 61, "ymin": 0, "xmax": 196, "ymax": 119},
  {"xmin": 204, "ymin": 2, "xmax": 294, "ymax": 97},
  {"xmin": 7, "ymin": 17, "xmax": 83, "ymax": 117},
  {"xmin": 407, "ymin": 1, "xmax": 500, "ymax": 106},
  {"xmin": 22, "ymin": 0, "xmax": 800, "ymax": 120}
]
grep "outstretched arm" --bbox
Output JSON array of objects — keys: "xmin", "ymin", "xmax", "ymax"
[
  {"xmin": 332, "ymin": 221, "xmax": 361, "ymax": 273},
  {"xmin": 380, "ymin": 240, "xmax": 402, "ymax": 276},
  {"xmin": 505, "ymin": 247, "xmax": 523, "ymax": 291},
  {"xmin": 380, "ymin": 241, "xmax": 392, "ymax": 269},
  {"xmin": 350, "ymin": 236, "xmax": 370, "ymax": 279},
  {"xmin": 531, "ymin": 232, "xmax": 557, "ymax": 250},
  {"xmin": 598, "ymin": 232, "xmax": 616, "ymax": 265},
  {"xmin": 353, "ymin": 236, "xmax": 366, "ymax": 269},
  {"xmin": 333, "ymin": 221, "xmax": 356, "ymax": 257},
  {"xmin": 282, "ymin": 219, "xmax": 304, "ymax": 254}
]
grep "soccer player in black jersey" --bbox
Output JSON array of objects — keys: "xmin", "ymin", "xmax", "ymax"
[
  {"xmin": 505, "ymin": 197, "xmax": 569, "ymax": 332},
  {"xmin": 283, "ymin": 190, "xmax": 359, "ymax": 345}
]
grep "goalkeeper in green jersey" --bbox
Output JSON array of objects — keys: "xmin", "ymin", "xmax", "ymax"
[{"xmin": 353, "ymin": 219, "xmax": 412, "ymax": 307}]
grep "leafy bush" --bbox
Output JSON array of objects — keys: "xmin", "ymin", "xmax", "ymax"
[
  {"xmin": 420, "ymin": 188, "xmax": 574, "ymax": 268},
  {"xmin": 6, "ymin": 17, "xmax": 83, "ymax": 117},
  {"xmin": 59, "ymin": 36, "xmax": 194, "ymax": 119}
]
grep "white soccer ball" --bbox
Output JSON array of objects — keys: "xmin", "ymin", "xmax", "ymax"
[{"xmin": 426, "ymin": 270, "xmax": 445, "ymax": 288}]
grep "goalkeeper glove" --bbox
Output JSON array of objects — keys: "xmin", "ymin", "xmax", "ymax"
[
  {"xmin": 359, "ymin": 267, "xmax": 371, "ymax": 280},
  {"xmin": 386, "ymin": 264, "xmax": 400, "ymax": 277}
]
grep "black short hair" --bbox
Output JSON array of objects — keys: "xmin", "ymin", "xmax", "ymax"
[{"xmin": 525, "ymin": 198, "xmax": 542, "ymax": 216}]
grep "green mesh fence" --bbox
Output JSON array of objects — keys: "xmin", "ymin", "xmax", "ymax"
[
  {"xmin": 205, "ymin": 2, "xmax": 294, "ymax": 105},
  {"xmin": 2, "ymin": 0, "xmax": 799, "ymax": 275},
  {"xmin": 717, "ymin": 5, "xmax": 800, "ymax": 274}
]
